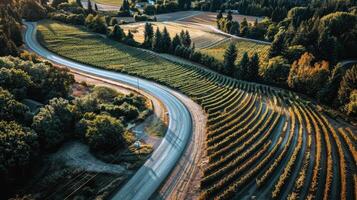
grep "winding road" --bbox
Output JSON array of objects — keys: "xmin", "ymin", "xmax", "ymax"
[{"xmin": 24, "ymin": 21, "xmax": 204, "ymax": 200}]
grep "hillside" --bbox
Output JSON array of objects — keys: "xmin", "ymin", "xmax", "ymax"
[{"xmin": 37, "ymin": 20, "xmax": 357, "ymax": 200}]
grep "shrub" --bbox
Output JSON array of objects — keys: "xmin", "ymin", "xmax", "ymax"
[
  {"xmin": 108, "ymin": 24, "xmax": 125, "ymax": 41},
  {"xmin": 79, "ymin": 114, "xmax": 125, "ymax": 151},
  {"xmin": 0, "ymin": 67, "xmax": 33, "ymax": 99},
  {"xmin": 144, "ymin": 4, "xmax": 156, "ymax": 15},
  {"xmin": 32, "ymin": 98, "xmax": 73, "ymax": 150},
  {"xmin": 260, "ymin": 56, "xmax": 290, "ymax": 86},
  {"xmin": 0, "ymin": 121, "xmax": 39, "ymax": 184},
  {"xmin": 0, "ymin": 87, "xmax": 29, "ymax": 122},
  {"xmin": 85, "ymin": 14, "xmax": 107, "ymax": 34},
  {"xmin": 134, "ymin": 14, "xmax": 155, "ymax": 22}
]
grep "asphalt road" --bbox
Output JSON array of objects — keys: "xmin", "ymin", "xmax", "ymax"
[{"xmin": 24, "ymin": 21, "xmax": 194, "ymax": 200}]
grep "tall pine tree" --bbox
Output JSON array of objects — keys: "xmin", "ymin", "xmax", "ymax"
[
  {"xmin": 161, "ymin": 27, "xmax": 171, "ymax": 52},
  {"xmin": 152, "ymin": 28, "xmax": 162, "ymax": 52},
  {"xmin": 171, "ymin": 34, "xmax": 181, "ymax": 52},
  {"xmin": 268, "ymin": 30, "xmax": 286, "ymax": 58},
  {"xmin": 238, "ymin": 52, "xmax": 250, "ymax": 80},
  {"xmin": 248, "ymin": 53, "xmax": 259, "ymax": 81},
  {"xmin": 223, "ymin": 42, "xmax": 237, "ymax": 75},
  {"xmin": 143, "ymin": 23, "xmax": 154, "ymax": 48}
]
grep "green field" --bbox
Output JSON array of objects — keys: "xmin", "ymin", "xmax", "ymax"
[
  {"xmin": 93, "ymin": 0, "xmax": 122, "ymax": 6},
  {"xmin": 37, "ymin": 20, "xmax": 356, "ymax": 200},
  {"xmin": 200, "ymin": 38, "xmax": 270, "ymax": 64}
]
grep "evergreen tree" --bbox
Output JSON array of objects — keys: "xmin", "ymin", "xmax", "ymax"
[
  {"xmin": 152, "ymin": 28, "xmax": 162, "ymax": 52},
  {"xmin": 179, "ymin": 30, "xmax": 185, "ymax": 45},
  {"xmin": 161, "ymin": 27, "xmax": 172, "ymax": 52},
  {"xmin": 95, "ymin": 3, "xmax": 98, "ymax": 11},
  {"xmin": 109, "ymin": 24, "xmax": 125, "ymax": 41},
  {"xmin": 248, "ymin": 53, "xmax": 259, "ymax": 81},
  {"xmin": 223, "ymin": 43, "xmax": 237, "ymax": 75},
  {"xmin": 143, "ymin": 23, "xmax": 154, "ymax": 48},
  {"xmin": 87, "ymin": 0, "xmax": 93, "ymax": 13},
  {"xmin": 171, "ymin": 34, "xmax": 181, "ymax": 52},
  {"xmin": 238, "ymin": 52, "xmax": 250, "ymax": 80},
  {"xmin": 268, "ymin": 30, "xmax": 286, "ymax": 58},
  {"xmin": 180, "ymin": 30, "xmax": 191, "ymax": 47},
  {"xmin": 229, "ymin": 21, "xmax": 240, "ymax": 35},
  {"xmin": 240, "ymin": 17, "xmax": 249, "ymax": 36},
  {"xmin": 120, "ymin": 0, "xmax": 130, "ymax": 11}
]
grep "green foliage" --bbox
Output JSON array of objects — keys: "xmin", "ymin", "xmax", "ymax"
[
  {"xmin": 49, "ymin": 12, "xmax": 85, "ymax": 25},
  {"xmin": 144, "ymin": 4, "xmax": 156, "ymax": 15},
  {"xmin": 338, "ymin": 65, "xmax": 357, "ymax": 106},
  {"xmin": 237, "ymin": 52, "xmax": 249, "ymax": 80},
  {"xmin": 223, "ymin": 43, "xmax": 237, "ymax": 75},
  {"xmin": 0, "ymin": 120, "xmax": 38, "ymax": 183},
  {"xmin": 171, "ymin": 34, "xmax": 181, "ymax": 52},
  {"xmin": 260, "ymin": 56, "xmax": 290, "ymax": 86},
  {"xmin": 78, "ymin": 114, "xmax": 125, "ymax": 151},
  {"xmin": 247, "ymin": 53, "xmax": 259, "ymax": 81},
  {"xmin": 85, "ymin": 14, "xmax": 107, "ymax": 34},
  {"xmin": 143, "ymin": 23, "xmax": 154, "ymax": 48},
  {"xmin": 284, "ymin": 45, "xmax": 306, "ymax": 63},
  {"xmin": 0, "ymin": 87, "xmax": 29, "ymax": 122},
  {"xmin": 152, "ymin": 27, "xmax": 163, "ymax": 52},
  {"xmin": 161, "ymin": 27, "xmax": 172, "ymax": 52},
  {"xmin": 179, "ymin": 30, "xmax": 191, "ymax": 48},
  {"xmin": 0, "ymin": 57, "xmax": 74, "ymax": 102},
  {"xmin": 109, "ymin": 24, "xmax": 125, "ymax": 41},
  {"xmin": 0, "ymin": 67, "xmax": 33, "ymax": 99},
  {"xmin": 32, "ymin": 98, "xmax": 73, "ymax": 150},
  {"xmin": 268, "ymin": 30, "xmax": 286, "ymax": 58},
  {"xmin": 120, "ymin": 0, "xmax": 130, "ymax": 11}
]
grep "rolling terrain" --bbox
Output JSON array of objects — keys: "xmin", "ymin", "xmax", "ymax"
[{"xmin": 36, "ymin": 20, "xmax": 356, "ymax": 200}]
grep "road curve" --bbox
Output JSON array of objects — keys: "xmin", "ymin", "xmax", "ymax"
[{"xmin": 24, "ymin": 21, "xmax": 194, "ymax": 200}]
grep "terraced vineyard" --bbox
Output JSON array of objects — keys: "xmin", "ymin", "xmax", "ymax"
[
  {"xmin": 200, "ymin": 38, "xmax": 270, "ymax": 64},
  {"xmin": 37, "ymin": 21, "xmax": 356, "ymax": 200}
]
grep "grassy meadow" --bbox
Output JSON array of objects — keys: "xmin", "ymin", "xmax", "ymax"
[{"xmin": 200, "ymin": 38, "xmax": 270, "ymax": 64}]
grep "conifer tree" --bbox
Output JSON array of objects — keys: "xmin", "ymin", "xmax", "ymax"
[
  {"xmin": 95, "ymin": 3, "xmax": 98, "ymax": 11},
  {"xmin": 238, "ymin": 52, "xmax": 250, "ymax": 80},
  {"xmin": 161, "ymin": 27, "xmax": 171, "ymax": 52},
  {"xmin": 268, "ymin": 30, "xmax": 286, "ymax": 58},
  {"xmin": 152, "ymin": 28, "xmax": 162, "ymax": 52},
  {"xmin": 223, "ymin": 42, "xmax": 237, "ymax": 75},
  {"xmin": 185, "ymin": 30, "xmax": 191, "ymax": 47},
  {"xmin": 248, "ymin": 53, "xmax": 260, "ymax": 81},
  {"xmin": 171, "ymin": 34, "xmax": 181, "ymax": 52},
  {"xmin": 87, "ymin": 0, "xmax": 93, "ymax": 13},
  {"xmin": 143, "ymin": 23, "xmax": 154, "ymax": 48}
]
